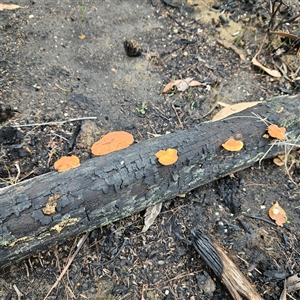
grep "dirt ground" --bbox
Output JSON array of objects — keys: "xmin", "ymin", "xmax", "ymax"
[{"xmin": 0, "ymin": 0, "xmax": 300, "ymax": 299}]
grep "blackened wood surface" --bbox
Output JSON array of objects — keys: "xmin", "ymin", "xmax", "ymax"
[
  {"xmin": 0, "ymin": 94, "xmax": 299, "ymax": 269},
  {"xmin": 191, "ymin": 229, "xmax": 263, "ymax": 300}
]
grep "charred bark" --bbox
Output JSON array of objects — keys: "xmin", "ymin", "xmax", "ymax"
[
  {"xmin": 191, "ymin": 229, "xmax": 264, "ymax": 300},
  {"xmin": 0, "ymin": 94, "xmax": 299, "ymax": 269}
]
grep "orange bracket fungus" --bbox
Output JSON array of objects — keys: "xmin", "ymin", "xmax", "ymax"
[
  {"xmin": 222, "ymin": 139, "xmax": 244, "ymax": 151},
  {"xmin": 155, "ymin": 148, "xmax": 178, "ymax": 166},
  {"xmin": 268, "ymin": 124, "xmax": 286, "ymax": 140},
  {"xmin": 54, "ymin": 155, "xmax": 80, "ymax": 172},
  {"xmin": 268, "ymin": 201, "xmax": 287, "ymax": 226},
  {"xmin": 91, "ymin": 131, "xmax": 134, "ymax": 156}
]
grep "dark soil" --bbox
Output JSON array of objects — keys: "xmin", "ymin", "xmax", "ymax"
[{"xmin": 1, "ymin": 0, "xmax": 300, "ymax": 299}]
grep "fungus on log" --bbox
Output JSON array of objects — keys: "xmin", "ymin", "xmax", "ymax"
[{"xmin": 0, "ymin": 94, "xmax": 299, "ymax": 269}]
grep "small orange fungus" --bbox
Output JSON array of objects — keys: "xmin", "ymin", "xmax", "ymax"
[
  {"xmin": 91, "ymin": 131, "xmax": 134, "ymax": 156},
  {"xmin": 155, "ymin": 148, "xmax": 178, "ymax": 166},
  {"xmin": 54, "ymin": 155, "xmax": 80, "ymax": 172},
  {"xmin": 268, "ymin": 124, "xmax": 286, "ymax": 140},
  {"xmin": 268, "ymin": 201, "xmax": 287, "ymax": 226},
  {"xmin": 222, "ymin": 139, "xmax": 244, "ymax": 151}
]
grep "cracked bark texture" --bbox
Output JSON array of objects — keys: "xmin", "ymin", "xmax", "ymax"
[{"xmin": 0, "ymin": 94, "xmax": 300, "ymax": 269}]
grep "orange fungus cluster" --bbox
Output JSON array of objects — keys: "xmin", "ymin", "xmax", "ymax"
[
  {"xmin": 222, "ymin": 139, "xmax": 244, "ymax": 152},
  {"xmin": 54, "ymin": 155, "xmax": 80, "ymax": 172},
  {"xmin": 268, "ymin": 124, "xmax": 286, "ymax": 140},
  {"xmin": 91, "ymin": 131, "xmax": 134, "ymax": 156},
  {"xmin": 155, "ymin": 148, "xmax": 178, "ymax": 166}
]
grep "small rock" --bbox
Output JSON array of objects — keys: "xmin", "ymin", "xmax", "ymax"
[
  {"xmin": 0, "ymin": 104, "xmax": 15, "ymax": 123},
  {"xmin": 165, "ymin": 292, "xmax": 176, "ymax": 300},
  {"xmin": 112, "ymin": 285, "xmax": 128, "ymax": 295},
  {"xmin": 196, "ymin": 271, "xmax": 216, "ymax": 296},
  {"xmin": 288, "ymin": 183, "xmax": 296, "ymax": 189},
  {"xmin": 0, "ymin": 127, "xmax": 22, "ymax": 145}
]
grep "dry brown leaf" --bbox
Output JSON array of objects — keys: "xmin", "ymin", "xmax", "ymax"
[
  {"xmin": 0, "ymin": 4, "xmax": 23, "ymax": 10},
  {"xmin": 273, "ymin": 153, "xmax": 297, "ymax": 168},
  {"xmin": 212, "ymin": 101, "xmax": 260, "ymax": 121},
  {"xmin": 177, "ymin": 193, "xmax": 186, "ymax": 198},
  {"xmin": 251, "ymin": 54, "xmax": 281, "ymax": 78},
  {"xmin": 280, "ymin": 280, "xmax": 287, "ymax": 300},
  {"xmin": 163, "ymin": 80, "xmax": 181, "ymax": 93},
  {"xmin": 177, "ymin": 77, "xmax": 193, "ymax": 91},
  {"xmin": 239, "ymin": 53, "xmax": 246, "ymax": 60},
  {"xmin": 189, "ymin": 80, "xmax": 203, "ymax": 87},
  {"xmin": 269, "ymin": 30, "xmax": 299, "ymax": 40},
  {"xmin": 163, "ymin": 78, "xmax": 202, "ymax": 93},
  {"xmin": 273, "ymin": 155, "xmax": 285, "ymax": 167},
  {"xmin": 285, "ymin": 273, "xmax": 300, "ymax": 293},
  {"xmin": 142, "ymin": 202, "xmax": 162, "ymax": 232},
  {"xmin": 268, "ymin": 201, "xmax": 287, "ymax": 226}
]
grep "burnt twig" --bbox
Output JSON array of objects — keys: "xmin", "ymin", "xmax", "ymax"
[{"xmin": 191, "ymin": 229, "xmax": 263, "ymax": 300}]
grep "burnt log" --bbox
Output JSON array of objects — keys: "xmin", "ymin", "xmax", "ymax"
[{"xmin": 1, "ymin": 94, "xmax": 300, "ymax": 269}]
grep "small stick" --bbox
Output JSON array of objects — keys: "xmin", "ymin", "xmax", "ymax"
[
  {"xmin": 236, "ymin": 255, "xmax": 262, "ymax": 275},
  {"xmin": 37, "ymin": 81, "xmax": 46, "ymax": 102},
  {"xmin": 191, "ymin": 229, "xmax": 263, "ymax": 300},
  {"xmin": 197, "ymin": 0, "xmax": 220, "ymax": 12},
  {"xmin": 198, "ymin": 102, "xmax": 219, "ymax": 119},
  {"xmin": 14, "ymin": 163, "xmax": 21, "ymax": 184},
  {"xmin": 55, "ymin": 83, "xmax": 70, "ymax": 93},
  {"xmin": 284, "ymin": 135, "xmax": 300, "ymax": 181},
  {"xmin": 149, "ymin": 100, "xmax": 170, "ymax": 121},
  {"xmin": 43, "ymin": 233, "xmax": 88, "ymax": 300},
  {"xmin": 92, "ymin": 238, "xmax": 127, "ymax": 268},
  {"xmin": 11, "ymin": 117, "xmax": 97, "ymax": 128},
  {"xmin": 13, "ymin": 284, "xmax": 23, "ymax": 300},
  {"xmin": 243, "ymin": 213, "xmax": 283, "ymax": 227},
  {"xmin": 171, "ymin": 103, "xmax": 184, "ymax": 130},
  {"xmin": 24, "ymin": 260, "xmax": 30, "ymax": 277}
]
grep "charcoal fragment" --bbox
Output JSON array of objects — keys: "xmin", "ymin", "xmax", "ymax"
[{"xmin": 124, "ymin": 39, "xmax": 142, "ymax": 57}]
